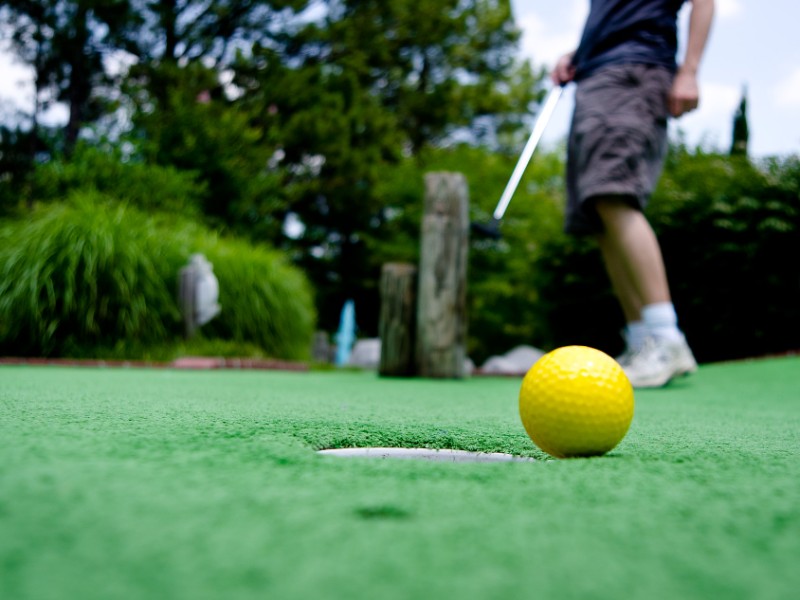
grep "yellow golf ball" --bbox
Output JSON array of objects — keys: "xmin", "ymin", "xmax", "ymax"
[{"xmin": 519, "ymin": 345, "xmax": 634, "ymax": 458}]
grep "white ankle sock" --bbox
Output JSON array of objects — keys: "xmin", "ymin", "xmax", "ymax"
[
  {"xmin": 641, "ymin": 302, "xmax": 682, "ymax": 341},
  {"xmin": 624, "ymin": 321, "xmax": 648, "ymax": 351}
]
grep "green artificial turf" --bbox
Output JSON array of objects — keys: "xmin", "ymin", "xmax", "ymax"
[{"xmin": 1, "ymin": 357, "xmax": 799, "ymax": 600}]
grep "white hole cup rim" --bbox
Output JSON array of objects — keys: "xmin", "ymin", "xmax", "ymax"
[{"xmin": 317, "ymin": 447, "xmax": 536, "ymax": 463}]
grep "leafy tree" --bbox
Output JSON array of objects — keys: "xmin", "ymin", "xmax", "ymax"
[
  {"xmin": 2, "ymin": 0, "xmax": 141, "ymax": 152},
  {"xmin": 126, "ymin": 0, "xmax": 308, "ymax": 65},
  {"xmin": 1, "ymin": 1, "xmax": 310, "ymax": 154},
  {"xmin": 231, "ymin": 44, "xmax": 405, "ymax": 329},
  {"xmin": 118, "ymin": 1, "xmax": 313, "ymax": 235},
  {"xmin": 280, "ymin": 0, "xmax": 541, "ymax": 152},
  {"xmin": 232, "ymin": 0, "xmax": 545, "ymax": 332},
  {"xmin": 127, "ymin": 62, "xmax": 285, "ymax": 234}
]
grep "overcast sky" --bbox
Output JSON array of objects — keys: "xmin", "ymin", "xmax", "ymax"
[
  {"xmin": 511, "ymin": 0, "xmax": 800, "ymax": 157},
  {"xmin": 1, "ymin": 0, "xmax": 798, "ymax": 157}
]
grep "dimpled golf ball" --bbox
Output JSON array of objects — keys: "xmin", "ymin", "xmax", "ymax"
[{"xmin": 519, "ymin": 345, "xmax": 634, "ymax": 458}]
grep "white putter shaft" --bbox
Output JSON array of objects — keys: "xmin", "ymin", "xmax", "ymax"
[{"xmin": 492, "ymin": 86, "xmax": 564, "ymax": 221}]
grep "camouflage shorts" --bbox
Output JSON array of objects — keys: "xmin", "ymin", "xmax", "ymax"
[{"xmin": 565, "ymin": 63, "xmax": 673, "ymax": 235}]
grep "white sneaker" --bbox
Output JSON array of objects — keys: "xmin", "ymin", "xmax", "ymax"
[
  {"xmin": 673, "ymin": 335, "xmax": 698, "ymax": 377},
  {"xmin": 615, "ymin": 329, "xmax": 634, "ymax": 368},
  {"xmin": 615, "ymin": 347, "xmax": 635, "ymax": 368},
  {"xmin": 622, "ymin": 335, "xmax": 697, "ymax": 388}
]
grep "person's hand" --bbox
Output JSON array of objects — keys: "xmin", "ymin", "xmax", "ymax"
[
  {"xmin": 551, "ymin": 52, "xmax": 576, "ymax": 86},
  {"xmin": 668, "ymin": 68, "xmax": 700, "ymax": 117}
]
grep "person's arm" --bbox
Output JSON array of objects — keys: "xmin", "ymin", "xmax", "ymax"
[{"xmin": 669, "ymin": 0, "xmax": 715, "ymax": 117}]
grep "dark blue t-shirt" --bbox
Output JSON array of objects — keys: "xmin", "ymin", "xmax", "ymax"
[{"xmin": 572, "ymin": 0, "xmax": 686, "ymax": 80}]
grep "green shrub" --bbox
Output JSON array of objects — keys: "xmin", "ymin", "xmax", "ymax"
[
  {"xmin": 0, "ymin": 194, "xmax": 316, "ymax": 359},
  {"xmin": 30, "ymin": 143, "xmax": 206, "ymax": 216},
  {"xmin": 529, "ymin": 150, "xmax": 800, "ymax": 363},
  {"xmin": 652, "ymin": 152, "xmax": 800, "ymax": 362}
]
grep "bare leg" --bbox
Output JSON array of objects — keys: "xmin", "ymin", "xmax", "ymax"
[
  {"xmin": 591, "ymin": 197, "xmax": 697, "ymax": 386},
  {"xmin": 593, "ymin": 197, "xmax": 671, "ymax": 313},
  {"xmin": 596, "ymin": 231, "xmax": 643, "ymax": 323}
]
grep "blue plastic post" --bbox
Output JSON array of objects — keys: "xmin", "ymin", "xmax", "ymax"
[{"xmin": 335, "ymin": 300, "xmax": 356, "ymax": 366}]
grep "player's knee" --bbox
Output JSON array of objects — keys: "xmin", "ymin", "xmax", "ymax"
[{"xmin": 593, "ymin": 195, "xmax": 641, "ymax": 226}]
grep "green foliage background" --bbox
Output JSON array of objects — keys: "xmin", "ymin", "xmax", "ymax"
[
  {"xmin": 654, "ymin": 151, "xmax": 800, "ymax": 361},
  {"xmin": 0, "ymin": 0, "xmax": 798, "ymax": 363},
  {"xmin": 530, "ymin": 150, "xmax": 800, "ymax": 363}
]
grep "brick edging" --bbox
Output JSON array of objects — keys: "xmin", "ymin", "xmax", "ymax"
[{"xmin": 0, "ymin": 357, "xmax": 309, "ymax": 372}]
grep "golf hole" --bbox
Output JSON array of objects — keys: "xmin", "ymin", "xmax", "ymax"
[{"xmin": 317, "ymin": 447, "xmax": 535, "ymax": 463}]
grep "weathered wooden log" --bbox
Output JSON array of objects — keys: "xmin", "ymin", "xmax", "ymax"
[
  {"xmin": 416, "ymin": 172, "xmax": 469, "ymax": 378},
  {"xmin": 378, "ymin": 262, "xmax": 418, "ymax": 377}
]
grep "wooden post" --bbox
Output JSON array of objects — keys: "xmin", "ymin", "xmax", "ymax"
[
  {"xmin": 416, "ymin": 172, "xmax": 469, "ymax": 378},
  {"xmin": 378, "ymin": 263, "xmax": 418, "ymax": 377}
]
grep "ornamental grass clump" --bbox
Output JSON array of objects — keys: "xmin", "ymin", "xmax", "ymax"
[
  {"xmin": 0, "ymin": 193, "xmax": 315, "ymax": 359},
  {"xmin": 0, "ymin": 193, "xmax": 183, "ymax": 355}
]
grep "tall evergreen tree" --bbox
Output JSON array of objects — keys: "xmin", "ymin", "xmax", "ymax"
[{"xmin": 731, "ymin": 86, "xmax": 749, "ymax": 157}]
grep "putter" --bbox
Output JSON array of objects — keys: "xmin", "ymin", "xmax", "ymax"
[{"xmin": 472, "ymin": 85, "xmax": 564, "ymax": 240}]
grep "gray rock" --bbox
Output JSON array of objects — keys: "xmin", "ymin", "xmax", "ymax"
[
  {"xmin": 348, "ymin": 339, "xmax": 476, "ymax": 376},
  {"xmin": 480, "ymin": 345, "xmax": 545, "ymax": 375},
  {"xmin": 348, "ymin": 338, "xmax": 382, "ymax": 369}
]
